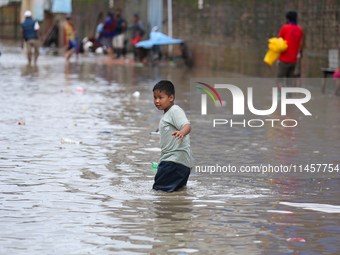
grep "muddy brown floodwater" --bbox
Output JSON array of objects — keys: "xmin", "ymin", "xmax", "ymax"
[{"xmin": 1, "ymin": 45, "xmax": 340, "ymax": 254}]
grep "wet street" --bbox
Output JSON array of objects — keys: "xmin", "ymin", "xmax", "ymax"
[{"xmin": 1, "ymin": 46, "xmax": 340, "ymax": 254}]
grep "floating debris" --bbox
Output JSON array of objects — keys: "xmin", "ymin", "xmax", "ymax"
[
  {"xmin": 286, "ymin": 238, "xmax": 306, "ymax": 243},
  {"xmin": 61, "ymin": 138, "xmax": 81, "ymax": 144},
  {"xmin": 132, "ymin": 91, "xmax": 140, "ymax": 97},
  {"xmin": 75, "ymin": 86, "xmax": 86, "ymax": 92}
]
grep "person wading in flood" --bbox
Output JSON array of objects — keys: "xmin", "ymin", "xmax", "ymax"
[
  {"xmin": 113, "ymin": 8, "xmax": 126, "ymax": 59},
  {"xmin": 63, "ymin": 16, "xmax": 77, "ymax": 61},
  {"xmin": 101, "ymin": 11, "xmax": 117, "ymax": 59},
  {"xmin": 21, "ymin": 10, "xmax": 42, "ymax": 65},
  {"xmin": 152, "ymin": 80, "xmax": 194, "ymax": 193}
]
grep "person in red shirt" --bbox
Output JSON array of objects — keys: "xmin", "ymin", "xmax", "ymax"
[{"xmin": 277, "ymin": 11, "xmax": 304, "ymax": 94}]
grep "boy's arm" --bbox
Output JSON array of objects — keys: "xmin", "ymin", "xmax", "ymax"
[{"xmin": 172, "ymin": 124, "xmax": 190, "ymax": 141}]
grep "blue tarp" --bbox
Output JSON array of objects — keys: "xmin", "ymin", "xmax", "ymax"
[
  {"xmin": 52, "ymin": 0, "xmax": 72, "ymax": 14},
  {"xmin": 135, "ymin": 32, "xmax": 184, "ymax": 49}
]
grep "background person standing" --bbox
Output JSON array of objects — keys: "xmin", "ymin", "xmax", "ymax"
[
  {"xmin": 21, "ymin": 10, "xmax": 41, "ymax": 65},
  {"xmin": 277, "ymin": 11, "xmax": 304, "ymax": 95},
  {"xmin": 128, "ymin": 13, "xmax": 145, "ymax": 61}
]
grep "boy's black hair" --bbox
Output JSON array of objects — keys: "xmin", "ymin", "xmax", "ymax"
[
  {"xmin": 153, "ymin": 80, "xmax": 175, "ymax": 98},
  {"xmin": 286, "ymin": 11, "xmax": 297, "ymax": 23}
]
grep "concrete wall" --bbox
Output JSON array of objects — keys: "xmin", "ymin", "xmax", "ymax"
[
  {"xmin": 0, "ymin": 2, "xmax": 20, "ymax": 40},
  {"xmin": 20, "ymin": 0, "xmax": 34, "ymax": 22},
  {"xmin": 71, "ymin": 0, "xmax": 112, "ymax": 42},
  {"xmin": 163, "ymin": 0, "xmax": 340, "ymax": 77}
]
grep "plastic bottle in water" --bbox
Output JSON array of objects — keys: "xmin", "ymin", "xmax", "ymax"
[
  {"xmin": 61, "ymin": 138, "xmax": 81, "ymax": 144},
  {"xmin": 151, "ymin": 162, "xmax": 158, "ymax": 174}
]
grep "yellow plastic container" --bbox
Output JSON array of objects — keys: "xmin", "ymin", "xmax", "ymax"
[
  {"xmin": 264, "ymin": 37, "xmax": 288, "ymax": 65},
  {"xmin": 264, "ymin": 50, "xmax": 280, "ymax": 66}
]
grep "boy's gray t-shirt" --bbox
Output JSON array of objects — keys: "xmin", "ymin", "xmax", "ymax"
[{"xmin": 158, "ymin": 105, "xmax": 194, "ymax": 168}]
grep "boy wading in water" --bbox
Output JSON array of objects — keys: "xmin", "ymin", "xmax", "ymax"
[{"xmin": 152, "ymin": 80, "xmax": 194, "ymax": 192}]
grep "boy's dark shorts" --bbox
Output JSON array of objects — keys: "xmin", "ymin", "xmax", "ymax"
[
  {"xmin": 153, "ymin": 161, "xmax": 191, "ymax": 193},
  {"xmin": 277, "ymin": 61, "xmax": 296, "ymax": 85}
]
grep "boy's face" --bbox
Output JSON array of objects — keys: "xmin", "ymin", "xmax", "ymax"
[{"xmin": 153, "ymin": 90, "xmax": 174, "ymax": 112}]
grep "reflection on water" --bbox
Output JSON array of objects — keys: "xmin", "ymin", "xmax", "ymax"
[
  {"xmin": 0, "ymin": 47, "xmax": 340, "ymax": 254},
  {"xmin": 190, "ymin": 78, "xmax": 340, "ymax": 170}
]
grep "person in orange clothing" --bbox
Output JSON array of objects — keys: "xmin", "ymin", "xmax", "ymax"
[{"xmin": 63, "ymin": 16, "xmax": 77, "ymax": 61}]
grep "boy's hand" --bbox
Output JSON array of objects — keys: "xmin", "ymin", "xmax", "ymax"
[
  {"xmin": 172, "ymin": 131, "xmax": 184, "ymax": 141},
  {"xmin": 172, "ymin": 124, "xmax": 191, "ymax": 141}
]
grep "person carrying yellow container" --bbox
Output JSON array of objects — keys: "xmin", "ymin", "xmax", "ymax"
[{"xmin": 276, "ymin": 11, "xmax": 304, "ymax": 96}]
